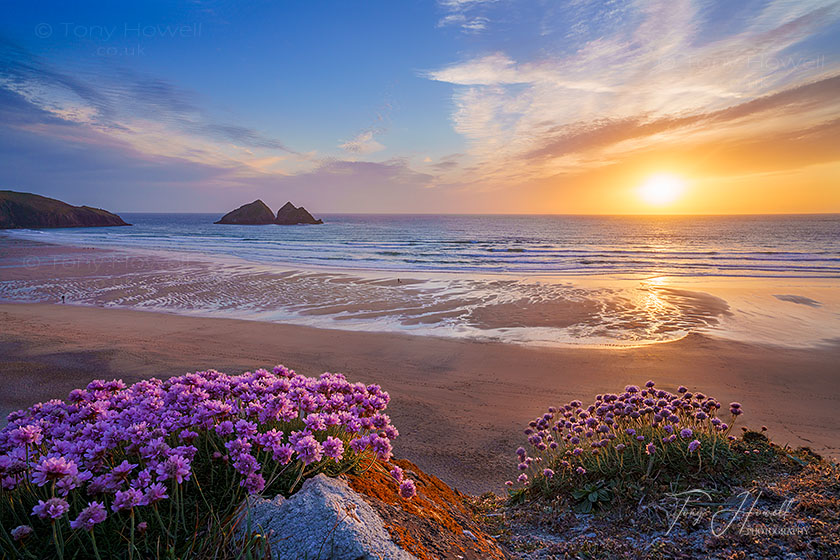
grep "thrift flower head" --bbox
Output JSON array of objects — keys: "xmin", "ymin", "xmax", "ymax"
[
  {"xmin": 70, "ymin": 501, "xmax": 107, "ymax": 530},
  {"xmin": 155, "ymin": 455, "xmax": 191, "ymax": 484},
  {"xmin": 32, "ymin": 456, "xmax": 78, "ymax": 486},
  {"xmin": 10, "ymin": 425, "xmax": 42, "ymax": 446},
  {"xmin": 370, "ymin": 434, "xmax": 393, "ymax": 461},
  {"xmin": 144, "ymin": 482, "xmax": 169, "ymax": 504},
  {"xmin": 322, "ymin": 436, "xmax": 344, "ymax": 462},
  {"xmin": 688, "ymin": 439, "xmax": 701, "ymax": 453},
  {"xmin": 398, "ymin": 479, "xmax": 417, "ymax": 499},
  {"xmin": 272, "ymin": 444, "xmax": 294, "ymax": 465},
  {"xmin": 390, "ymin": 465, "xmax": 404, "ymax": 483},
  {"xmin": 112, "ymin": 488, "xmax": 144, "ymax": 512},
  {"xmin": 32, "ymin": 497, "xmax": 70, "ymax": 520},
  {"xmin": 294, "ymin": 435, "xmax": 323, "ymax": 465},
  {"xmin": 11, "ymin": 525, "xmax": 33, "ymax": 540}
]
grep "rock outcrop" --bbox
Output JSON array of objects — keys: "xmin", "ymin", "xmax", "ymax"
[
  {"xmin": 275, "ymin": 201, "xmax": 323, "ymax": 225},
  {"xmin": 214, "ymin": 200, "xmax": 276, "ymax": 225},
  {"xmin": 242, "ymin": 460, "xmax": 509, "ymax": 560},
  {"xmin": 346, "ymin": 459, "xmax": 510, "ymax": 560},
  {"xmin": 245, "ymin": 474, "xmax": 416, "ymax": 560},
  {"xmin": 0, "ymin": 190, "xmax": 130, "ymax": 229}
]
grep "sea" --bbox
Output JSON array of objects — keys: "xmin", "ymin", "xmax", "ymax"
[{"xmin": 7, "ymin": 213, "xmax": 840, "ymax": 277}]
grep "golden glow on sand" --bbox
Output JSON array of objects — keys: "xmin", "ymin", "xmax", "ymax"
[{"xmin": 638, "ymin": 174, "xmax": 686, "ymax": 206}]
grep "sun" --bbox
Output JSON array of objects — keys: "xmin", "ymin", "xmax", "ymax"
[{"xmin": 638, "ymin": 174, "xmax": 685, "ymax": 206}]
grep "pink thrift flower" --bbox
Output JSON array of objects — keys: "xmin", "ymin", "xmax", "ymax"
[
  {"xmin": 10, "ymin": 425, "xmax": 42, "ymax": 446},
  {"xmin": 399, "ymin": 479, "xmax": 416, "ymax": 499},
  {"xmin": 294, "ymin": 435, "xmax": 323, "ymax": 465},
  {"xmin": 390, "ymin": 465, "xmax": 404, "ymax": 483},
  {"xmin": 11, "ymin": 525, "xmax": 33, "ymax": 540},
  {"xmin": 272, "ymin": 444, "xmax": 294, "ymax": 465},
  {"xmin": 70, "ymin": 501, "xmax": 107, "ymax": 530},
  {"xmin": 322, "ymin": 436, "xmax": 344, "ymax": 462},
  {"xmin": 111, "ymin": 488, "xmax": 144, "ymax": 512},
  {"xmin": 155, "ymin": 455, "xmax": 191, "ymax": 484},
  {"xmin": 144, "ymin": 482, "xmax": 169, "ymax": 504},
  {"xmin": 32, "ymin": 456, "xmax": 78, "ymax": 487},
  {"xmin": 32, "ymin": 497, "xmax": 70, "ymax": 520}
]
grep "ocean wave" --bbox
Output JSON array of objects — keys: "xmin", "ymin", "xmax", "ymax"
[{"xmin": 4, "ymin": 213, "xmax": 839, "ymax": 278}]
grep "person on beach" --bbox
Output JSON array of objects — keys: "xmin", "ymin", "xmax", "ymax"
[{"xmin": 61, "ymin": 295, "xmax": 65, "ymax": 304}]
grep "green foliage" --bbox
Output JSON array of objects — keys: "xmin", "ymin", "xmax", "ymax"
[{"xmin": 570, "ymin": 481, "xmax": 611, "ymax": 513}]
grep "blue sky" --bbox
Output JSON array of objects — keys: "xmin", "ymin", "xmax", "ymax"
[{"xmin": 1, "ymin": 1, "xmax": 839, "ymax": 213}]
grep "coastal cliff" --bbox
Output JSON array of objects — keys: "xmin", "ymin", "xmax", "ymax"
[{"xmin": 0, "ymin": 190, "xmax": 129, "ymax": 229}]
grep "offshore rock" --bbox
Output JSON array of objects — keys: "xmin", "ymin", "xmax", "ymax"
[
  {"xmin": 274, "ymin": 201, "xmax": 323, "ymax": 225},
  {"xmin": 215, "ymin": 200, "xmax": 276, "ymax": 224}
]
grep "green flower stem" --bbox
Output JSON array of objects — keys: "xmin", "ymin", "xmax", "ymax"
[{"xmin": 89, "ymin": 530, "xmax": 103, "ymax": 560}]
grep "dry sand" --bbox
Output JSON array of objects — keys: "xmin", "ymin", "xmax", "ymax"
[{"xmin": 1, "ymin": 302, "xmax": 837, "ymax": 493}]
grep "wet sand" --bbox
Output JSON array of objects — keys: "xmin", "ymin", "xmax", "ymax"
[{"xmin": 1, "ymin": 302, "xmax": 838, "ymax": 493}]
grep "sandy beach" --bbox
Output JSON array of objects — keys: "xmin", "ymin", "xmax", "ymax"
[
  {"xmin": 2, "ymin": 235, "xmax": 839, "ymax": 494},
  {"xmin": 2, "ymin": 301, "xmax": 838, "ymax": 493}
]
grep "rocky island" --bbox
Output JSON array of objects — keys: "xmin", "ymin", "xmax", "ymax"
[
  {"xmin": 274, "ymin": 201, "xmax": 323, "ymax": 225},
  {"xmin": 0, "ymin": 190, "xmax": 130, "ymax": 229},
  {"xmin": 214, "ymin": 200, "xmax": 276, "ymax": 225},
  {"xmin": 215, "ymin": 200, "xmax": 323, "ymax": 225}
]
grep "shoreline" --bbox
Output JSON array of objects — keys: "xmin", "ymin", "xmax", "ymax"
[{"xmin": 1, "ymin": 302, "xmax": 838, "ymax": 493}]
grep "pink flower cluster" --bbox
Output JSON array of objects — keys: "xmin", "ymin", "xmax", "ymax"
[
  {"xmin": 511, "ymin": 381, "xmax": 742, "ymax": 485},
  {"xmin": 0, "ymin": 366, "xmax": 399, "ymax": 526}
]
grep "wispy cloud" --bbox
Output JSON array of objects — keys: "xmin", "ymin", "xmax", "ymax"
[
  {"xmin": 426, "ymin": 0, "xmax": 840, "ymax": 186},
  {"xmin": 339, "ymin": 130, "xmax": 386, "ymax": 155},
  {"xmin": 436, "ymin": 0, "xmax": 496, "ymax": 33},
  {"xmin": 0, "ymin": 36, "xmax": 298, "ymax": 173}
]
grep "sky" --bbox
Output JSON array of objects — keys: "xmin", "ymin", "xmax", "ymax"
[{"xmin": 0, "ymin": 0, "xmax": 839, "ymax": 214}]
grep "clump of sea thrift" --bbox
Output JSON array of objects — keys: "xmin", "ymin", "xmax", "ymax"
[
  {"xmin": 0, "ymin": 366, "xmax": 409, "ymax": 558},
  {"xmin": 512, "ymin": 381, "xmax": 745, "ymax": 502}
]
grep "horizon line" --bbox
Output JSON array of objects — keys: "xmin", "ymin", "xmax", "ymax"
[{"xmin": 115, "ymin": 211, "xmax": 840, "ymax": 217}]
